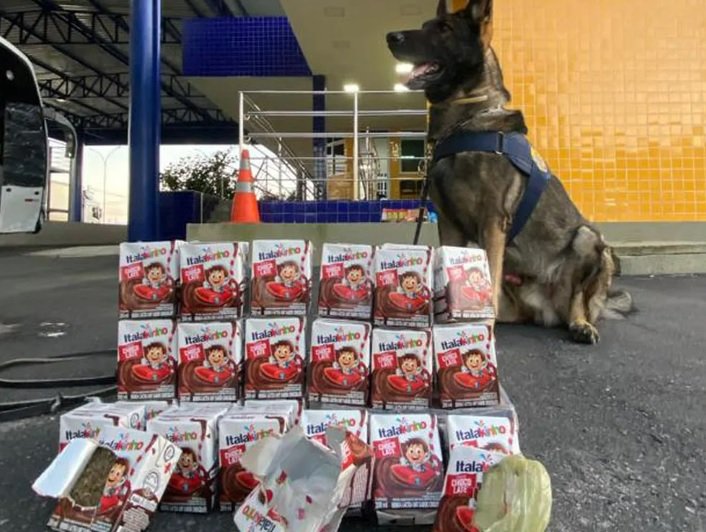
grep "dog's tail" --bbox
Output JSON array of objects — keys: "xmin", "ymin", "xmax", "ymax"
[{"xmin": 601, "ymin": 289, "xmax": 634, "ymax": 320}]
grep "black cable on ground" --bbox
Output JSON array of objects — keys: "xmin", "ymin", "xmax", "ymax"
[{"xmin": 0, "ymin": 349, "xmax": 116, "ymax": 422}]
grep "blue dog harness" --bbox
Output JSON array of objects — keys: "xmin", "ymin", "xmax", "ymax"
[{"xmin": 433, "ymin": 131, "xmax": 552, "ymax": 243}]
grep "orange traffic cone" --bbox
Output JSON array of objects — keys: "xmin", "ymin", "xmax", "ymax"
[{"xmin": 230, "ymin": 149, "xmax": 260, "ymax": 223}]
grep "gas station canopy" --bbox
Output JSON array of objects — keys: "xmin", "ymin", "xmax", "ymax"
[
  {"xmin": 0, "ymin": 0, "xmax": 430, "ymax": 145},
  {"xmin": 0, "ymin": 0, "xmax": 285, "ymax": 144}
]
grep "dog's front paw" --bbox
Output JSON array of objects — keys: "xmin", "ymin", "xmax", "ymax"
[{"xmin": 569, "ymin": 320, "xmax": 600, "ymax": 344}]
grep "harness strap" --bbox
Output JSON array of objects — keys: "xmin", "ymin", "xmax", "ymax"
[{"xmin": 433, "ymin": 131, "xmax": 551, "ymax": 243}]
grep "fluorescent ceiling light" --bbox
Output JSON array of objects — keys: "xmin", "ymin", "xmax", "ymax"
[
  {"xmin": 395, "ymin": 63, "xmax": 414, "ymax": 74},
  {"xmin": 394, "ymin": 83, "xmax": 410, "ymax": 92},
  {"xmin": 343, "ymin": 83, "xmax": 360, "ymax": 93}
]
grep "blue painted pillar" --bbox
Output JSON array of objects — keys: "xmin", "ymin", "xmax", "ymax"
[
  {"xmin": 128, "ymin": 0, "xmax": 161, "ymax": 241},
  {"xmin": 313, "ymin": 75, "xmax": 326, "ymax": 199},
  {"xmin": 69, "ymin": 130, "xmax": 83, "ymax": 222},
  {"xmin": 151, "ymin": 0, "xmax": 161, "ymax": 217}
]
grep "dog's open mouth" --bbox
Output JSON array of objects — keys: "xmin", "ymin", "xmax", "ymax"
[{"xmin": 406, "ymin": 62, "xmax": 443, "ymax": 89}]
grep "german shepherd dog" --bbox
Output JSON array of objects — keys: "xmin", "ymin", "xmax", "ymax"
[{"xmin": 387, "ymin": 0, "xmax": 632, "ymax": 343}]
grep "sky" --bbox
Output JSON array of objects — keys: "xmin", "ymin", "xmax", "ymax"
[
  {"xmin": 80, "ymin": 144, "xmax": 230, "ymax": 223},
  {"xmin": 76, "ymin": 143, "xmax": 297, "ymax": 224}
]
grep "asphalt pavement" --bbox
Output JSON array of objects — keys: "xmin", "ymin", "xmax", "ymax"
[{"xmin": 0, "ymin": 246, "xmax": 704, "ymax": 531}]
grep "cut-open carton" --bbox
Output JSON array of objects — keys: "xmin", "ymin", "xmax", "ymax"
[
  {"xmin": 34, "ymin": 426, "xmax": 181, "ymax": 532},
  {"xmin": 234, "ymin": 425, "xmax": 374, "ymax": 532}
]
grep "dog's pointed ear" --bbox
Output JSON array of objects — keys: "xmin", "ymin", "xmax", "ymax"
[
  {"xmin": 464, "ymin": 0, "xmax": 494, "ymax": 47},
  {"xmin": 464, "ymin": 0, "xmax": 493, "ymax": 23},
  {"xmin": 436, "ymin": 0, "xmax": 447, "ymax": 17}
]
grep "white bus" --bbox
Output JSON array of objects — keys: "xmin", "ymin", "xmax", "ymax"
[{"xmin": 0, "ymin": 36, "xmax": 48, "ymax": 233}]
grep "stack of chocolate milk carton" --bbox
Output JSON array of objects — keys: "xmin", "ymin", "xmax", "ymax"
[
  {"xmin": 45, "ymin": 238, "xmax": 517, "ymax": 529},
  {"xmin": 431, "ymin": 246, "xmax": 512, "ymax": 531},
  {"xmin": 313, "ymin": 243, "xmax": 441, "ymax": 522},
  {"xmin": 310, "ymin": 242, "xmax": 374, "ymax": 411},
  {"xmin": 432, "ymin": 246, "xmax": 499, "ymax": 409},
  {"xmin": 117, "ymin": 241, "xmax": 182, "ymax": 403},
  {"xmin": 307, "ymin": 244, "xmax": 377, "ymax": 512},
  {"xmin": 365, "ymin": 244, "xmax": 441, "ymax": 523},
  {"xmin": 116, "ymin": 240, "xmax": 312, "ymax": 516},
  {"xmin": 232, "ymin": 240, "xmax": 314, "ymax": 511},
  {"xmin": 117, "ymin": 241, "xmax": 248, "ymax": 405},
  {"xmin": 366, "ymin": 244, "xmax": 506, "ymax": 526},
  {"xmin": 118, "ymin": 241, "xmax": 248, "ymax": 514},
  {"xmin": 244, "ymin": 240, "xmax": 312, "ymax": 401}
]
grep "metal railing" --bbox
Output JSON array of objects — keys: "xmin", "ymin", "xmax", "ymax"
[{"xmin": 237, "ymin": 89, "xmax": 429, "ymax": 201}]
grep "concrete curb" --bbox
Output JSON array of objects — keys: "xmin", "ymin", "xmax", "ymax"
[
  {"xmin": 187, "ymin": 222, "xmax": 706, "ymax": 276},
  {"xmin": 0, "ymin": 222, "xmax": 126, "ymax": 247},
  {"xmin": 612, "ymin": 241, "xmax": 706, "ymax": 256},
  {"xmin": 618, "ymin": 253, "xmax": 706, "ymax": 275},
  {"xmin": 5, "ymin": 222, "xmax": 702, "ymax": 276},
  {"xmin": 612, "ymin": 242, "xmax": 706, "ymax": 275}
]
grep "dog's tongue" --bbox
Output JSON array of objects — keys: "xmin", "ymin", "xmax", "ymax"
[{"xmin": 407, "ymin": 62, "xmax": 437, "ymax": 84}]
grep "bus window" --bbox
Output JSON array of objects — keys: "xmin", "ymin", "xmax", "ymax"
[
  {"xmin": 3, "ymin": 103, "xmax": 47, "ymax": 188},
  {"xmin": 0, "ymin": 37, "xmax": 48, "ymax": 233}
]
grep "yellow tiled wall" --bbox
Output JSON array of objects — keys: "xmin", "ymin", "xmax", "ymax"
[{"xmin": 491, "ymin": 0, "xmax": 706, "ymax": 221}]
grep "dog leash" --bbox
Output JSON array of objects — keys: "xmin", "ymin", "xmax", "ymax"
[
  {"xmin": 412, "ymin": 178, "xmax": 431, "ymax": 246},
  {"xmin": 412, "ymin": 141, "xmax": 435, "ymax": 245}
]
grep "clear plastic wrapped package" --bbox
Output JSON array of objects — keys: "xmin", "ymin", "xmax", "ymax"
[
  {"xmin": 429, "ymin": 389, "xmax": 551, "ymax": 532},
  {"xmin": 471, "ymin": 455, "xmax": 552, "ymax": 532}
]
